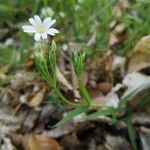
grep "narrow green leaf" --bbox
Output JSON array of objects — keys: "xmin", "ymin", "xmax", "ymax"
[
  {"xmin": 34, "ymin": 50, "xmax": 54, "ymax": 86},
  {"xmin": 86, "ymin": 107, "xmax": 115, "ymax": 120},
  {"xmin": 51, "ymin": 40, "xmax": 57, "ymax": 51},
  {"xmin": 118, "ymin": 89, "xmax": 139, "ymax": 110},
  {"xmin": 48, "ymin": 50, "xmax": 56, "ymax": 84},
  {"xmin": 78, "ymin": 80, "xmax": 91, "ymax": 105},
  {"xmin": 48, "ymin": 40, "xmax": 57, "ymax": 84},
  {"xmin": 54, "ymin": 105, "xmax": 88, "ymax": 126},
  {"xmin": 73, "ymin": 52, "xmax": 85, "ymax": 77},
  {"xmin": 126, "ymin": 115, "xmax": 137, "ymax": 150}
]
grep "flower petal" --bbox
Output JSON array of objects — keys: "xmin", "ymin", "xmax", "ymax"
[
  {"xmin": 34, "ymin": 15, "xmax": 42, "ymax": 24},
  {"xmin": 43, "ymin": 17, "xmax": 52, "ymax": 25},
  {"xmin": 46, "ymin": 19, "xmax": 56, "ymax": 28},
  {"xmin": 34, "ymin": 33, "xmax": 41, "ymax": 41},
  {"xmin": 22, "ymin": 25, "xmax": 36, "ymax": 33},
  {"xmin": 41, "ymin": 33, "xmax": 48, "ymax": 40},
  {"xmin": 29, "ymin": 18, "xmax": 37, "ymax": 27},
  {"xmin": 47, "ymin": 28, "xmax": 59, "ymax": 35}
]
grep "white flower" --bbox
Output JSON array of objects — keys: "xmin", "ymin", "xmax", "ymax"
[{"xmin": 22, "ymin": 15, "xmax": 59, "ymax": 41}]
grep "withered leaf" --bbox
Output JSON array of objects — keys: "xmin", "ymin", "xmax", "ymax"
[
  {"xmin": 126, "ymin": 35, "xmax": 150, "ymax": 73},
  {"xmin": 27, "ymin": 87, "xmax": 46, "ymax": 107},
  {"xmin": 11, "ymin": 133, "xmax": 61, "ymax": 150}
]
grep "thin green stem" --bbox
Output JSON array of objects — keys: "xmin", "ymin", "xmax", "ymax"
[
  {"xmin": 78, "ymin": 79, "xmax": 91, "ymax": 106},
  {"xmin": 32, "ymin": 0, "xmax": 40, "ymax": 15},
  {"xmin": 126, "ymin": 111, "xmax": 137, "ymax": 150},
  {"xmin": 52, "ymin": 85, "xmax": 81, "ymax": 107},
  {"xmin": 44, "ymin": 0, "xmax": 48, "ymax": 7}
]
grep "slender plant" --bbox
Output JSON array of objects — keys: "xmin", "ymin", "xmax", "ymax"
[{"xmin": 22, "ymin": 15, "xmax": 147, "ymax": 150}]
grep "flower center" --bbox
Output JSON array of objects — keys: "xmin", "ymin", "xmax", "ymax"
[{"xmin": 36, "ymin": 25, "xmax": 45, "ymax": 34}]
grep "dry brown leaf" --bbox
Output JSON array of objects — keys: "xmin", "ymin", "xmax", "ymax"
[
  {"xmin": 109, "ymin": 21, "xmax": 127, "ymax": 50},
  {"xmin": 25, "ymin": 58, "xmax": 35, "ymax": 69},
  {"xmin": 27, "ymin": 87, "xmax": 46, "ymax": 107},
  {"xmin": 1, "ymin": 137, "xmax": 15, "ymax": 150},
  {"xmin": 27, "ymin": 134, "xmax": 60, "ymax": 150},
  {"xmin": 97, "ymin": 82, "xmax": 112, "ymax": 95},
  {"xmin": 86, "ymin": 32, "xmax": 96, "ymax": 46},
  {"xmin": 128, "ymin": 87, "xmax": 150, "ymax": 111},
  {"xmin": 60, "ymin": 133, "xmax": 84, "ymax": 150},
  {"xmin": 47, "ymin": 123, "xmax": 78, "ymax": 138},
  {"xmin": 89, "ymin": 84, "xmax": 120, "ymax": 108},
  {"xmin": 11, "ymin": 133, "xmax": 61, "ymax": 150},
  {"xmin": 126, "ymin": 35, "xmax": 150, "ymax": 73},
  {"xmin": 139, "ymin": 127, "xmax": 150, "ymax": 150},
  {"xmin": 122, "ymin": 72, "xmax": 150, "ymax": 95},
  {"xmin": 119, "ymin": 0, "xmax": 129, "ymax": 14},
  {"xmin": 47, "ymin": 122, "xmax": 93, "ymax": 139},
  {"xmin": 113, "ymin": 0, "xmax": 129, "ymax": 17},
  {"xmin": 68, "ymin": 42, "xmax": 83, "ymax": 53},
  {"xmin": 122, "ymin": 72, "xmax": 150, "ymax": 110},
  {"xmin": 89, "ymin": 88, "xmax": 108, "ymax": 106},
  {"xmin": 132, "ymin": 113, "xmax": 150, "ymax": 125},
  {"xmin": 56, "ymin": 67, "xmax": 73, "ymax": 90},
  {"xmin": 105, "ymin": 134, "xmax": 131, "ymax": 150},
  {"xmin": 102, "ymin": 51, "xmax": 113, "ymax": 71},
  {"xmin": 0, "ymin": 106, "xmax": 24, "ymax": 140}
]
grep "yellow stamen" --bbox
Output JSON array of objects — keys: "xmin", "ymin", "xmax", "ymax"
[{"xmin": 36, "ymin": 25, "xmax": 45, "ymax": 33}]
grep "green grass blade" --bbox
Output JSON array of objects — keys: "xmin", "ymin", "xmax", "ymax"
[
  {"xmin": 118, "ymin": 89, "xmax": 139, "ymax": 110},
  {"xmin": 86, "ymin": 107, "xmax": 115, "ymax": 120},
  {"xmin": 78, "ymin": 80, "xmax": 91, "ymax": 105},
  {"xmin": 54, "ymin": 105, "xmax": 88, "ymax": 126},
  {"xmin": 126, "ymin": 115, "xmax": 137, "ymax": 150}
]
